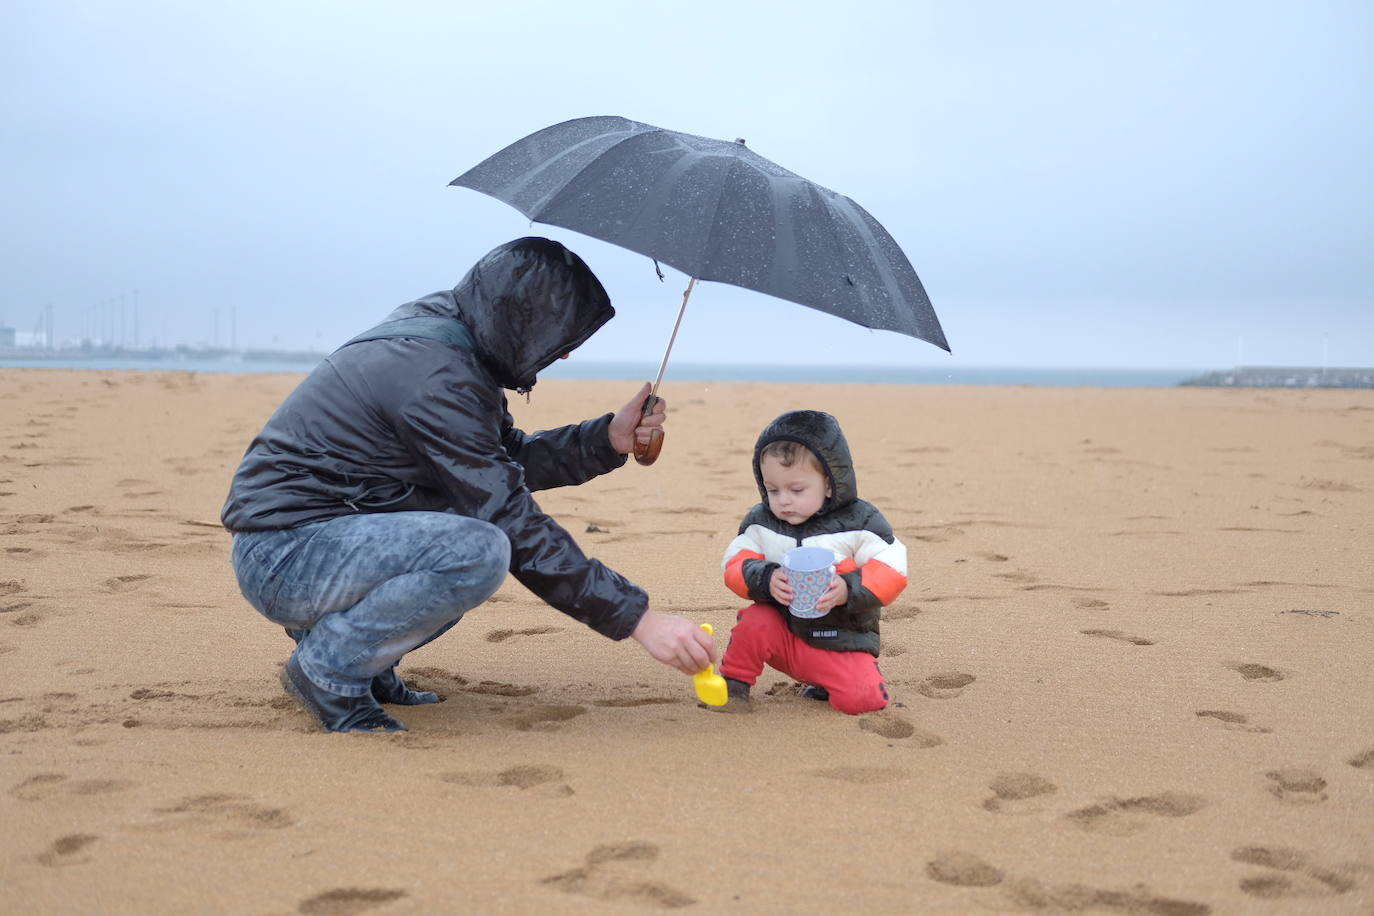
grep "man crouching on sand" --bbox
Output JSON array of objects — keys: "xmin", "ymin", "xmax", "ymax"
[{"xmin": 221, "ymin": 237, "xmax": 715, "ymax": 732}]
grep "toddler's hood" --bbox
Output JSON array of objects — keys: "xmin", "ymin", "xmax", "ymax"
[{"xmin": 752, "ymin": 409, "xmax": 857, "ymax": 517}]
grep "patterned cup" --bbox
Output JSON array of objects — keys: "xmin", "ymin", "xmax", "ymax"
[{"xmin": 783, "ymin": 546, "xmax": 836, "ymax": 619}]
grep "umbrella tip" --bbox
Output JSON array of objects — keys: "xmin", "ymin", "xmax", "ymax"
[{"xmin": 734, "ymin": 137, "xmax": 747, "ymax": 145}]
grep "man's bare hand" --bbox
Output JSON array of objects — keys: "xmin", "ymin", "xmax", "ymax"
[
  {"xmin": 608, "ymin": 382, "xmax": 667, "ymax": 455},
  {"xmin": 631, "ymin": 609, "xmax": 716, "ymax": 675}
]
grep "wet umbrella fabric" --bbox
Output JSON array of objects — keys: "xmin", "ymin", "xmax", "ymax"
[{"xmin": 450, "ymin": 115, "xmax": 948, "ymax": 353}]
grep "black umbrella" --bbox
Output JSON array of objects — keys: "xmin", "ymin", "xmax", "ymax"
[{"xmin": 450, "ymin": 115, "xmax": 948, "ymax": 463}]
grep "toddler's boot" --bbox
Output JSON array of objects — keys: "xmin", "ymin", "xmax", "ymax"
[
  {"xmin": 799, "ymin": 684, "xmax": 830, "ymax": 702},
  {"xmin": 709, "ymin": 677, "xmax": 752, "ymax": 713}
]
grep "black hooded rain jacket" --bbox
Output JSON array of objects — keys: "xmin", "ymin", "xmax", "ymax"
[{"xmin": 221, "ymin": 238, "xmax": 648, "ymax": 640}]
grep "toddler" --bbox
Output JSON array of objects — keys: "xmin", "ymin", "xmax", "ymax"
[{"xmin": 718, "ymin": 410, "xmax": 907, "ymax": 714}]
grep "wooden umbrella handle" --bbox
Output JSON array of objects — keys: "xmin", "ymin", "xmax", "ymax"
[
  {"xmin": 633, "ymin": 278, "xmax": 695, "ymax": 468},
  {"xmin": 633, "ymin": 395, "xmax": 664, "ymax": 465},
  {"xmin": 633, "ymin": 428, "xmax": 664, "ymax": 465}
]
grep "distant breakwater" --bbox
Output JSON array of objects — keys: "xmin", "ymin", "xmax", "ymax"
[
  {"xmin": 1180, "ymin": 367, "xmax": 1374, "ymax": 389},
  {"xmin": 0, "ymin": 346, "xmax": 327, "ymax": 364}
]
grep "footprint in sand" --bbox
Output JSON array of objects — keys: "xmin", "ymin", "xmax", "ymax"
[
  {"xmin": 505, "ymin": 705, "xmax": 587, "ymax": 732},
  {"xmin": 982, "ymin": 773, "xmax": 1057, "ymax": 814},
  {"xmin": 10, "ymin": 773, "xmax": 133, "ymax": 801},
  {"xmin": 1265, "ymin": 768, "xmax": 1328, "ymax": 804},
  {"xmin": 993, "ymin": 570, "xmax": 1038, "ymax": 584},
  {"xmin": 925, "ymin": 851, "xmax": 1212, "ymax": 914},
  {"xmin": 1002, "ymin": 877, "xmax": 1211, "ymax": 914},
  {"xmin": 404, "ymin": 667, "xmax": 468, "ymax": 691},
  {"xmin": 163, "ymin": 459, "xmax": 202, "ymax": 477},
  {"xmin": 542, "ymin": 841, "xmax": 695, "ymax": 909},
  {"xmin": 0, "ymin": 712, "xmax": 45, "ymax": 733},
  {"xmin": 1195, "ymin": 710, "xmax": 1272, "ymax": 734},
  {"xmin": 37, "ymin": 833, "xmax": 99, "ymax": 867},
  {"xmin": 1080, "ymin": 628, "xmax": 1155, "ymax": 646},
  {"xmin": 857, "ymin": 710, "xmax": 943, "ymax": 747},
  {"xmin": 7, "ymin": 608, "xmax": 43, "ymax": 627},
  {"xmin": 1228, "ymin": 662, "xmax": 1285, "ymax": 682},
  {"xmin": 440, "ymin": 764, "xmax": 572, "ymax": 797},
  {"xmin": 130, "ymin": 686, "xmax": 203, "ymax": 702},
  {"xmin": 925, "ymin": 850, "xmax": 1005, "ymax": 887},
  {"xmin": 485, "ymin": 625, "xmax": 564, "ymax": 643},
  {"xmin": 101, "ymin": 574, "xmax": 153, "ymax": 593},
  {"xmin": 464, "ymin": 681, "xmax": 538, "ymax": 697},
  {"xmin": 298, "ymin": 888, "xmax": 408, "ymax": 915},
  {"xmin": 120, "ymin": 487, "xmax": 165, "ymax": 499},
  {"xmin": 1232, "ymin": 845, "xmax": 1361, "ymax": 900},
  {"xmin": 917, "ymin": 672, "xmax": 975, "ymax": 700},
  {"xmin": 1064, "ymin": 792, "xmax": 1208, "ymax": 836},
  {"xmin": 1299, "ymin": 478, "xmax": 1359, "ymax": 493},
  {"xmin": 593, "ymin": 697, "xmax": 677, "ymax": 708},
  {"xmin": 140, "ymin": 793, "xmax": 294, "ymax": 839}
]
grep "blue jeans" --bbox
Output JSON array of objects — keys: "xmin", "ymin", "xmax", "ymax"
[{"xmin": 231, "ymin": 512, "xmax": 510, "ymax": 697}]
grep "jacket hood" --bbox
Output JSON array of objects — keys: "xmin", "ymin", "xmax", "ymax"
[
  {"xmin": 387, "ymin": 237, "xmax": 614, "ymax": 392},
  {"xmin": 752, "ymin": 410, "xmax": 857, "ymax": 517}
]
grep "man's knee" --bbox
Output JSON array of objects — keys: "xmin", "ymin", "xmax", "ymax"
[{"xmin": 436, "ymin": 520, "xmax": 510, "ymax": 604}]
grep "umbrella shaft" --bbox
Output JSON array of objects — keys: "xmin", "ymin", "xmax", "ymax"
[{"xmin": 647, "ymin": 277, "xmax": 696, "ymax": 406}]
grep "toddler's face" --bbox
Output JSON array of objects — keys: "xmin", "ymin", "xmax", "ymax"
[{"xmin": 759, "ymin": 454, "xmax": 830, "ymax": 525}]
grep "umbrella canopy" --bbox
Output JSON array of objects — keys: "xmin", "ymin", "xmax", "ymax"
[{"xmin": 450, "ymin": 115, "xmax": 948, "ymax": 352}]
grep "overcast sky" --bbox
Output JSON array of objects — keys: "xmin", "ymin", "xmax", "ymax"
[{"xmin": 3, "ymin": 1, "xmax": 1371, "ymax": 369}]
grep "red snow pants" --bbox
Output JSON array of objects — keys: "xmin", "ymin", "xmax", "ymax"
[{"xmin": 718, "ymin": 603, "xmax": 889, "ymax": 715}]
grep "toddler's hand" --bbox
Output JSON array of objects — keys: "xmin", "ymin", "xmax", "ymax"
[
  {"xmin": 814, "ymin": 575, "xmax": 849, "ymax": 614},
  {"xmin": 769, "ymin": 568, "xmax": 795, "ymax": 606}
]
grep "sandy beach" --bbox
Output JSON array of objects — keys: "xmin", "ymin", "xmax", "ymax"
[{"xmin": 1, "ymin": 367, "xmax": 1371, "ymax": 914}]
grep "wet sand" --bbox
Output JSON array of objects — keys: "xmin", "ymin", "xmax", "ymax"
[{"xmin": 2, "ymin": 368, "xmax": 1372, "ymax": 914}]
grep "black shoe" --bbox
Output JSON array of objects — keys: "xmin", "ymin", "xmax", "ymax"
[
  {"xmin": 725, "ymin": 678, "xmax": 752, "ymax": 702},
  {"xmin": 280, "ymin": 654, "xmax": 407, "ymax": 733},
  {"xmin": 707, "ymin": 677, "xmax": 753, "ymax": 714},
  {"xmin": 286, "ymin": 630, "xmax": 436, "ymax": 707},
  {"xmin": 799, "ymin": 684, "xmax": 830, "ymax": 702},
  {"xmin": 371, "ymin": 667, "xmax": 441, "ymax": 706}
]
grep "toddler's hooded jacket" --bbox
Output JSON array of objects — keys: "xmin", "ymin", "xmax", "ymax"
[{"xmin": 721, "ymin": 410, "xmax": 908, "ymax": 656}]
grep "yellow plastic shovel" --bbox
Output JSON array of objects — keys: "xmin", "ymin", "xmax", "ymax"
[{"xmin": 693, "ymin": 623, "xmax": 728, "ymax": 706}]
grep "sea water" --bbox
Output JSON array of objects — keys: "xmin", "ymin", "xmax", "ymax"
[{"xmin": 0, "ymin": 356, "xmax": 1205, "ymax": 387}]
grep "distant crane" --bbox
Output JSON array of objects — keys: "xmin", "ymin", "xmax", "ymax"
[{"xmin": 33, "ymin": 303, "xmax": 54, "ymax": 350}]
